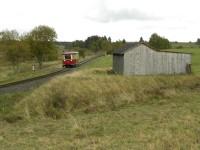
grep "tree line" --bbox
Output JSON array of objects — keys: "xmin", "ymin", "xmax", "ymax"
[
  {"xmin": 70, "ymin": 33, "xmax": 172, "ymax": 56},
  {"xmin": 69, "ymin": 36, "xmax": 126, "ymax": 56},
  {"xmin": 0, "ymin": 25, "xmax": 57, "ymax": 70}
]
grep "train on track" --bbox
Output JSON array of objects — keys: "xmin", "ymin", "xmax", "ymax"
[{"xmin": 62, "ymin": 51, "xmax": 79, "ymax": 67}]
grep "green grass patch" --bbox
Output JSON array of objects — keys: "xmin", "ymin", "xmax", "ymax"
[
  {"xmin": 81, "ymin": 55, "xmax": 112, "ymax": 69},
  {"xmin": 0, "ymin": 92, "xmax": 29, "ymax": 123},
  {"xmin": 171, "ymin": 42, "xmax": 199, "ymax": 49},
  {"xmin": 0, "ymin": 61, "xmax": 62, "ymax": 85}
]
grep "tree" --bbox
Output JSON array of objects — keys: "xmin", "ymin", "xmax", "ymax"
[
  {"xmin": 85, "ymin": 35, "xmax": 101, "ymax": 52},
  {"xmin": 71, "ymin": 35, "xmax": 126, "ymax": 54},
  {"xmin": 108, "ymin": 37, "xmax": 111, "ymax": 43},
  {"xmin": 112, "ymin": 40, "xmax": 126, "ymax": 54},
  {"xmin": 196, "ymin": 38, "xmax": 200, "ymax": 45},
  {"xmin": 84, "ymin": 35, "xmax": 115, "ymax": 54},
  {"xmin": 0, "ymin": 30, "xmax": 19, "ymax": 42},
  {"xmin": 122, "ymin": 39, "xmax": 126, "ymax": 44},
  {"xmin": 6, "ymin": 41, "xmax": 29, "ymax": 71},
  {"xmin": 149, "ymin": 33, "xmax": 171, "ymax": 49},
  {"xmin": 0, "ymin": 30, "xmax": 30, "ymax": 71},
  {"xmin": 28, "ymin": 25, "xmax": 57, "ymax": 68},
  {"xmin": 139, "ymin": 37, "xmax": 144, "ymax": 43},
  {"xmin": 72, "ymin": 40, "xmax": 85, "ymax": 48}
]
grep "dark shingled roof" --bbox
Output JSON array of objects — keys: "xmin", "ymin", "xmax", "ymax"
[
  {"xmin": 113, "ymin": 42, "xmax": 139, "ymax": 55},
  {"xmin": 113, "ymin": 42, "xmax": 192, "ymax": 55}
]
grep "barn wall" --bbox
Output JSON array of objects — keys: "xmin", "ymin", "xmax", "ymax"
[
  {"xmin": 113, "ymin": 55, "xmax": 124, "ymax": 74},
  {"xmin": 123, "ymin": 45, "xmax": 191, "ymax": 75}
]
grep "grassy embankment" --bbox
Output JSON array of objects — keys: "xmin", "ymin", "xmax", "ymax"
[
  {"xmin": 0, "ymin": 61, "xmax": 62, "ymax": 85},
  {"xmin": 1, "ymin": 46, "xmax": 200, "ymax": 149}
]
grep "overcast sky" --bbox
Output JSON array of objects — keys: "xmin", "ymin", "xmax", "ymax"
[{"xmin": 0, "ymin": 0, "xmax": 199, "ymax": 42}]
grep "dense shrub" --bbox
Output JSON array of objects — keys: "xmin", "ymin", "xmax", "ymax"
[{"xmin": 149, "ymin": 33, "xmax": 171, "ymax": 49}]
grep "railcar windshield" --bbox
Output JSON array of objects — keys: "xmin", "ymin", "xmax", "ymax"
[
  {"xmin": 65, "ymin": 54, "xmax": 71, "ymax": 60},
  {"xmin": 63, "ymin": 52, "xmax": 79, "ymax": 60}
]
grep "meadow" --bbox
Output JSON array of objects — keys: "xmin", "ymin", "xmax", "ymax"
[
  {"xmin": 0, "ymin": 45, "xmax": 200, "ymax": 149},
  {"xmin": 0, "ymin": 60, "xmax": 62, "ymax": 85}
]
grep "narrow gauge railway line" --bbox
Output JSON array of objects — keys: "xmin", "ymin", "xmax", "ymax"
[{"xmin": 0, "ymin": 54, "xmax": 103, "ymax": 93}]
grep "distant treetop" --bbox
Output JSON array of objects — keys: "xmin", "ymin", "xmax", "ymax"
[
  {"xmin": 149, "ymin": 33, "xmax": 171, "ymax": 49},
  {"xmin": 196, "ymin": 38, "xmax": 200, "ymax": 45},
  {"xmin": 139, "ymin": 37, "xmax": 144, "ymax": 43}
]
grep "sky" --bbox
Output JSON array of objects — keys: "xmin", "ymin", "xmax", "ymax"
[{"xmin": 0, "ymin": 0, "xmax": 199, "ymax": 42}]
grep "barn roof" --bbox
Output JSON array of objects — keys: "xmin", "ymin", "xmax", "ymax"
[
  {"xmin": 63, "ymin": 51, "xmax": 79, "ymax": 55},
  {"xmin": 113, "ymin": 42, "xmax": 192, "ymax": 55},
  {"xmin": 113, "ymin": 42, "xmax": 139, "ymax": 55}
]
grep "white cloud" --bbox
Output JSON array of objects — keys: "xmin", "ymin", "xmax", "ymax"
[{"xmin": 86, "ymin": 2, "xmax": 161, "ymax": 23}]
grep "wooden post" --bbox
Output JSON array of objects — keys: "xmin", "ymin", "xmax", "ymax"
[
  {"xmin": 32, "ymin": 64, "xmax": 35, "ymax": 72},
  {"xmin": 186, "ymin": 64, "xmax": 192, "ymax": 74}
]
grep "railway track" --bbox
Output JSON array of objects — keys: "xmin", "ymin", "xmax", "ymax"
[{"xmin": 0, "ymin": 54, "xmax": 103, "ymax": 93}]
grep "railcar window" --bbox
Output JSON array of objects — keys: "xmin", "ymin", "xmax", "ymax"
[
  {"xmin": 72, "ymin": 54, "xmax": 79, "ymax": 59},
  {"xmin": 65, "ymin": 55, "xmax": 71, "ymax": 60}
]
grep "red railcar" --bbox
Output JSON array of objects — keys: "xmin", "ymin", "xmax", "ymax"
[{"xmin": 62, "ymin": 51, "xmax": 79, "ymax": 67}]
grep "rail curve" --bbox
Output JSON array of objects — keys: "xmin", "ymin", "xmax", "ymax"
[{"xmin": 0, "ymin": 54, "xmax": 103, "ymax": 93}]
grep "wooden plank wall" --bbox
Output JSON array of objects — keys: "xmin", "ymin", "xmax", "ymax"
[
  {"xmin": 113, "ymin": 55, "xmax": 124, "ymax": 74},
  {"xmin": 123, "ymin": 45, "xmax": 191, "ymax": 75}
]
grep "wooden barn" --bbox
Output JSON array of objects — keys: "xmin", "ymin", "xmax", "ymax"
[{"xmin": 113, "ymin": 43, "xmax": 192, "ymax": 75}]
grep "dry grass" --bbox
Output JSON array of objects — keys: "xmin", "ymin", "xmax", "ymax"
[{"xmin": 15, "ymin": 69, "xmax": 200, "ymax": 120}]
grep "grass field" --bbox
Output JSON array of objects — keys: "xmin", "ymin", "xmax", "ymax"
[
  {"xmin": 81, "ymin": 55, "xmax": 112, "ymax": 69},
  {"xmin": 1, "ymin": 46, "xmax": 200, "ymax": 149},
  {"xmin": 0, "ymin": 60, "xmax": 62, "ymax": 85}
]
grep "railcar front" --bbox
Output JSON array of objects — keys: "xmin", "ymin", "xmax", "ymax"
[{"xmin": 63, "ymin": 51, "xmax": 79, "ymax": 67}]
